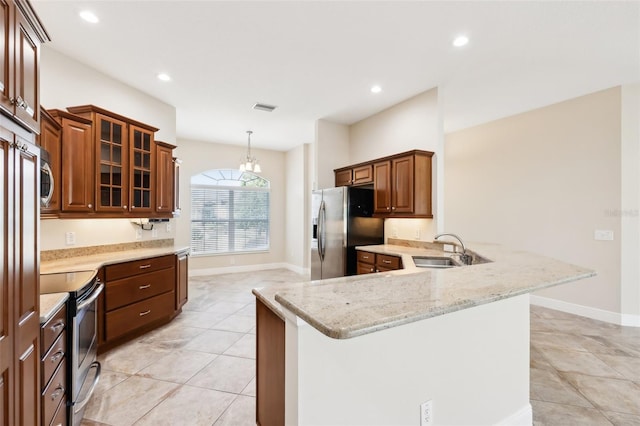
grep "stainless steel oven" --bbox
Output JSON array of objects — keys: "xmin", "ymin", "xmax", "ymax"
[
  {"xmin": 40, "ymin": 148, "xmax": 54, "ymax": 208},
  {"xmin": 41, "ymin": 271, "xmax": 104, "ymax": 426}
]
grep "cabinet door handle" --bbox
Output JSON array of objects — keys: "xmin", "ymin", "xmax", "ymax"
[
  {"xmin": 50, "ymin": 350, "xmax": 64, "ymax": 363},
  {"xmin": 88, "ymin": 203, "xmax": 92, "ymax": 208},
  {"xmin": 139, "ymin": 310, "xmax": 151, "ymax": 317},
  {"xmin": 362, "ymin": 255, "xmax": 369, "ymax": 260},
  {"xmin": 49, "ymin": 321, "xmax": 64, "ymax": 332},
  {"xmin": 370, "ymin": 268, "xmax": 375, "ymax": 272},
  {"xmin": 139, "ymin": 264, "xmax": 152, "ymax": 269},
  {"xmin": 386, "ymin": 207, "xmax": 391, "ymax": 211},
  {"xmin": 51, "ymin": 385, "xmax": 64, "ymax": 401},
  {"xmin": 391, "ymin": 206, "xmax": 396, "ymax": 210},
  {"xmin": 382, "ymin": 259, "xmax": 392, "ymax": 264},
  {"xmin": 123, "ymin": 205, "xmax": 127, "ymax": 209},
  {"xmin": 139, "ymin": 284, "xmax": 151, "ymax": 289}
]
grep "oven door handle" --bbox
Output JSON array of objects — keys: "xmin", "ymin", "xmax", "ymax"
[
  {"xmin": 76, "ymin": 283, "xmax": 104, "ymax": 311},
  {"xmin": 73, "ymin": 361, "xmax": 101, "ymax": 413}
]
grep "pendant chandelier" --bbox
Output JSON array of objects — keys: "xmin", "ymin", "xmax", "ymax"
[{"xmin": 239, "ymin": 130, "xmax": 261, "ymax": 173}]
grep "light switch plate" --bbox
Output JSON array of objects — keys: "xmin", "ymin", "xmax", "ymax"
[
  {"xmin": 65, "ymin": 231, "xmax": 76, "ymax": 245},
  {"xmin": 594, "ymin": 230, "xmax": 614, "ymax": 241}
]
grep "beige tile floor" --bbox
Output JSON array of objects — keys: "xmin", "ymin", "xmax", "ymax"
[
  {"xmin": 530, "ymin": 305, "xmax": 640, "ymax": 425},
  {"xmin": 81, "ymin": 269, "xmax": 640, "ymax": 425}
]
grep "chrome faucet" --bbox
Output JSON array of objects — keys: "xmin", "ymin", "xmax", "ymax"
[{"xmin": 434, "ymin": 233, "xmax": 473, "ymax": 265}]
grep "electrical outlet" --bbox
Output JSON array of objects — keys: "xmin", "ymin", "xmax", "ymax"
[
  {"xmin": 414, "ymin": 228, "xmax": 421, "ymax": 240},
  {"xmin": 166, "ymin": 222, "xmax": 172, "ymax": 233},
  {"xmin": 420, "ymin": 400, "xmax": 433, "ymax": 426},
  {"xmin": 443, "ymin": 244, "xmax": 455, "ymax": 253},
  {"xmin": 135, "ymin": 228, "xmax": 142, "ymax": 240},
  {"xmin": 391, "ymin": 226, "xmax": 398, "ymax": 238},
  {"xmin": 594, "ymin": 229, "xmax": 614, "ymax": 241},
  {"xmin": 152, "ymin": 228, "xmax": 158, "ymax": 238},
  {"xmin": 65, "ymin": 232, "xmax": 76, "ymax": 246}
]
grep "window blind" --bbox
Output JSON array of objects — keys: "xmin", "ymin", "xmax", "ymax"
[{"xmin": 191, "ymin": 186, "xmax": 270, "ymax": 254}]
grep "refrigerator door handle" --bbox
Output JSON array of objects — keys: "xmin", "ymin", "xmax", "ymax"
[{"xmin": 318, "ymin": 200, "xmax": 326, "ymax": 261}]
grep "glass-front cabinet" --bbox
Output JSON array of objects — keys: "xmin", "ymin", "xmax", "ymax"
[
  {"xmin": 97, "ymin": 113, "xmax": 128, "ymax": 212},
  {"xmin": 130, "ymin": 125, "xmax": 154, "ymax": 213}
]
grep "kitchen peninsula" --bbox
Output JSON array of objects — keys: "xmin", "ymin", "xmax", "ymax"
[{"xmin": 253, "ymin": 241, "xmax": 594, "ymax": 425}]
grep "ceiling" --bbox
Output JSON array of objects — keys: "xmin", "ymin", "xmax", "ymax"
[{"xmin": 32, "ymin": 1, "xmax": 639, "ymax": 151}]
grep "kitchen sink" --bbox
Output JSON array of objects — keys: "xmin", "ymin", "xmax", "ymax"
[{"xmin": 412, "ymin": 256, "xmax": 459, "ymax": 269}]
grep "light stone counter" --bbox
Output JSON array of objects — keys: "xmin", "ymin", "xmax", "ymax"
[
  {"xmin": 40, "ymin": 292, "xmax": 68, "ymax": 324},
  {"xmin": 253, "ymin": 242, "xmax": 595, "ymax": 339},
  {"xmin": 40, "ymin": 245, "xmax": 190, "ymax": 275}
]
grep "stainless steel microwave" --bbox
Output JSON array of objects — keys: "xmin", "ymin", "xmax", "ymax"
[{"xmin": 40, "ymin": 148, "xmax": 54, "ymax": 208}]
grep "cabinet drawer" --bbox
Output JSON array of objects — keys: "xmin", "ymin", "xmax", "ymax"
[
  {"xmin": 42, "ymin": 361, "xmax": 66, "ymax": 426},
  {"xmin": 376, "ymin": 254, "xmax": 402, "ymax": 270},
  {"xmin": 357, "ymin": 251, "xmax": 375, "ymax": 265},
  {"xmin": 105, "ymin": 255, "xmax": 174, "ymax": 281},
  {"xmin": 48, "ymin": 398, "xmax": 67, "ymax": 426},
  {"xmin": 41, "ymin": 332, "xmax": 66, "ymax": 389},
  {"xmin": 106, "ymin": 268, "xmax": 175, "ymax": 311},
  {"xmin": 357, "ymin": 262, "xmax": 375, "ymax": 275},
  {"xmin": 41, "ymin": 304, "xmax": 66, "ymax": 357},
  {"xmin": 105, "ymin": 291, "xmax": 175, "ymax": 341}
]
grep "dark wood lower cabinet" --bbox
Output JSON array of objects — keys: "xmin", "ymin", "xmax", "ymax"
[
  {"xmin": 97, "ymin": 253, "xmax": 187, "ymax": 353},
  {"xmin": 256, "ymin": 299, "xmax": 285, "ymax": 426}
]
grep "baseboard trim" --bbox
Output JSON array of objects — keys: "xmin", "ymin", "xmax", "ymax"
[
  {"xmin": 530, "ymin": 295, "xmax": 640, "ymax": 327},
  {"xmin": 189, "ymin": 262, "xmax": 309, "ymax": 277},
  {"xmin": 495, "ymin": 403, "xmax": 532, "ymax": 426}
]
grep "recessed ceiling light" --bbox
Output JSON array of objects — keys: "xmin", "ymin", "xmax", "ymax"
[
  {"xmin": 371, "ymin": 85, "xmax": 382, "ymax": 94},
  {"xmin": 79, "ymin": 10, "xmax": 99, "ymax": 24},
  {"xmin": 157, "ymin": 73, "xmax": 171, "ymax": 82},
  {"xmin": 453, "ymin": 35, "xmax": 469, "ymax": 47}
]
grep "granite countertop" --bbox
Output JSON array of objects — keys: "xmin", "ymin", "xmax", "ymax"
[
  {"xmin": 40, "ymin": 245, "xmax": 190, "ymax": 275},
  {"xmin": 40, "ymin": 293, "xmax": 68, "ymax": 324},
  {"xmin": 253, "ymin": 243, "xmax": 595, "ymax": 339}
]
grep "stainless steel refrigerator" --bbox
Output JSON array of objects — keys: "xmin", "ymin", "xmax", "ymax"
[{"xmin": 311, "ymin": 186, "xmax": 384, "ymax": 280}]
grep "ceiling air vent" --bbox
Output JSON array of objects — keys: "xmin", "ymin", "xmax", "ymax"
[{"xmin": 252, "ymin": 102, "xmax": 277, "ymax": 112}]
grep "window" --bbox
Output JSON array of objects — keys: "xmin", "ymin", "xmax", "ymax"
[{"xmin": 191, "ymin": 169, "xmax": 270, "ymax": 255}]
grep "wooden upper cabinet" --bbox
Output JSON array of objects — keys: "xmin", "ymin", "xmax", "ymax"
[
  {"xmin": 335, "ymin": 169, "xmax": 352, "ymax": 187},
  {"xmin": 155, "ymin": 141, "xmax": 175, "ymax": 214},
  {"xmin": 373, "ymin": 161, "xmax": 391, "ymax": 214},
  {"xmin": 66, "ymin": 105, "xmax": 160, "ymax": 217},
  {"xmin": 13, "ymin": 6, "xmax": 39, "ymax": 133},
  {"xmin": 374, "ymin": 152, "xmax": 432, "ymax": 218},
  {"xmin": 129, "ymin": 125, "xmax": 154, "ymax": 213},
  {"xmin": 38, "ymin": 109, "xmax": 61, "ymax": 215},
  {"xmin": 48, "ymin": 109, "xmax": 94, "ymax": 213},
  {"xmin": 0, "ymin": 1, "xmax": 49, "ymax": 134},
  {"xmin": 0, "ymin": 0, "xmax": 13, "ymax": 117},
  {"xmin": 96, "ymin": 113, "xmax": 128, "ymax": 213},
  {"xmin": 391, "ymin": 155, "xmax": 414, "ymax": 214},
  {"xmin": 173, "ymin": 157, "xmax": 181, "ymax": 216},
  {"xmin": 334, "ymin": 164, "xmax": 373, "ymax": 187}
]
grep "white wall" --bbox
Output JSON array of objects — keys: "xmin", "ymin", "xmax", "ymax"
[
  {"xmin": 620, "ymin": 82, "xmax": 640, "ymax": 324},
  {"xmin": 40, "ymin": 47, "xmax": 178, "ymax": 250},
  {"xmin": 285, "ymin": 144, "xmax": 311, "ymax": 273},
  {"xmin": 175, "ymin": 138, "xmax": 286, "ymax": 272},
  {"xmin": 41, "ymin": 48, "xmax": 176, "ymax": 143},
  {"xmin": 285, "ymin": 295, "xmax": 531, "ymax": 425},
  {"xmin": 314, "ymin": 119, "xmax": 349, "ymax": 190},
  {"xmin": 445, "ymin": 87, "xmax": 623, "ymax": 316},
  {"xmin": 348, "ymin": 88, "xmax": 442, "ymax": 241}
]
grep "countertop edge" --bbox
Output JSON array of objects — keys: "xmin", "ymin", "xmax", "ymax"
[
  {"xmin": 275, "ymin": 269, "xmax": 596, "ymax": 339},
  {"xmin": 39, "ymin": 292, "xmax": 69, "ymax": 324},
  {"xmin": 41, "ymin": 245, "xmax": 190, "ymax": 274}
]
